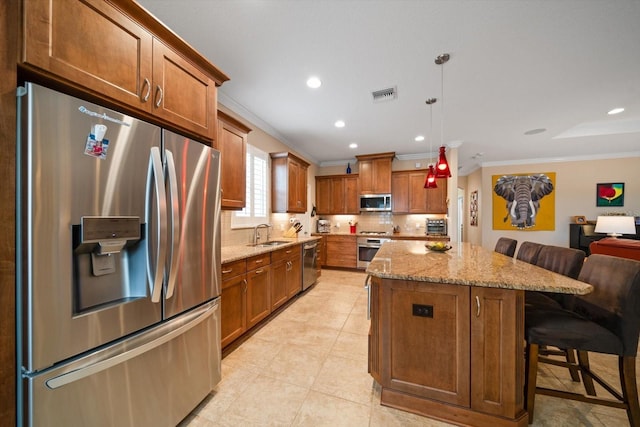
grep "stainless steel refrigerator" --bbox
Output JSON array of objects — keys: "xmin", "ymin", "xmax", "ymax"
[{"xmin": 17, "ymin": 83, "xmax": 222, "ymax": 426}]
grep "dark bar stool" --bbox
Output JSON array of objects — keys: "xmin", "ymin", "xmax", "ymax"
[
  {"xmin": 495, "ymin": 237, "xmax": 517, "ymax": 257},
  {"xmin": 516, "ymin": 241, "xmax": 544, "ymax": 264},
  {"xmin": 524, "ymin": 254, "xmax": 640, "ymax": 426},
  {"xmin": 525, "ymin": 245, "xmax": 586, "ymax": 382}
]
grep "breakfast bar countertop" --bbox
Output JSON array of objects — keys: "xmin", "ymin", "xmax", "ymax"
[{"xmin": 366, "ymin": 240, "xmax": 593, "ymax": 295}]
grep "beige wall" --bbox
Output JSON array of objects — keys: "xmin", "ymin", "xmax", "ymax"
[
  {"xmin": 471, "ymin": 156, "xmax": 640, "ymax": 251},
  {"xmin": 218, "ymin": 105, "xmax": 318, "ymax": 247}
]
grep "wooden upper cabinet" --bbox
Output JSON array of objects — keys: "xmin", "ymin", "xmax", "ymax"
[
  {"xmin": 22, "ymin": 0, "xmax": 228, "ymax": 142},
  {"xmin": 218, "ymin": 111, "xmax": 250, "ymax": 210},
  {"xmin": 315, "ymin": 175, "xmax": 359, "ymax": 215},
  {"xmin": 271, "ymin": 152, "xmax": 309, "ymax": 213},
  {"xmin": 356, "ymin": 152, "xmax": 394, "ymax": 194},
  {"xmin": 392, "ymin": 170, "xmax": 447, "ymax": 214},
  {"xmin": 151, "ymin": 40, "xmax": 217, "ymax": 140}
]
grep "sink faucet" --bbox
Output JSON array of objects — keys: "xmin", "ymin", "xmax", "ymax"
[{"xmin": 254, "ymin": 223, "xmax": 271, "ymax": 245}]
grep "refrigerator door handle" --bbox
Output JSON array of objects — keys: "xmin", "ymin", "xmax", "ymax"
[
  {"xmin": 146, "ymin": 147, "xmax": 168, "ymax": 303},
  {"xmin": 165, "ymin": 149, "xmax": 180, "ymax": 299},
  {"xmin": 44, "ymin": 301, "xmax": 218, "ymax": 389}
]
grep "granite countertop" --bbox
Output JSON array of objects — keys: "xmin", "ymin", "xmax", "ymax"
[
  {"xmin": 222, "ymin": 236, "xmax": 321, "ymax": 264},
  {"xmin": 366, "ymin": 240, "xmax": 593, "ymax": 295},
  {"xmin": 311, "ymin": 232, "xmax": 449, "ymax": 240}
]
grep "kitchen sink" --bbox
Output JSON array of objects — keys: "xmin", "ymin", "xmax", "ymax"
[{"xmin": 247, "ymin": 240, "xmax": 290, "ymax": 248}]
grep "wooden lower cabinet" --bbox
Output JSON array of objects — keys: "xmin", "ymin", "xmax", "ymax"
[
  {"xmin": 222, "ymin": 245, "xmax": 304, "ymax": 348},
  {"xmin": 246, "ymin": 263, "xmax": 271, "ymax": 329},
  {"xmin": 370, "ymin": 277, "xmax": 527, "ymax": 426},
  {"xmin": 221, "ymin": 259, "xmax": 247, "ymax": 348},
  {"xmin": 325, "ymin": 235, "xmax": 357, "ymax": 268},
  {"xmin": 316, "ymin": 237, "xmax": 324, "ymax": 276}
]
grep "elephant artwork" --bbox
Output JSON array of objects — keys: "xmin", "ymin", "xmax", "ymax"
[{"xmin": 493, "ymin": 174, "xmax": 554, "ymax": 229}]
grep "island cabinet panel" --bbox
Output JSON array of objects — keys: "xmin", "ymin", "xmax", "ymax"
[
  {"xmin": 470, "ymin": 288, "xmax": 525, "ymax": 418},
  {"xmin": 368, "ymin": 276, "xmax": 382, "ymax": 383},
  {"xmin": 379, "ymin": 279, "xmax": 470, "ymax": 406}
]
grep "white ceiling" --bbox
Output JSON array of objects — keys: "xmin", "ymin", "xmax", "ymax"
[{"xmin": 138, "ymin": 0, "xmax": 640, "ymax": 175}]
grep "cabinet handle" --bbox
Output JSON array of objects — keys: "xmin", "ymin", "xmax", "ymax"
[
  {"xmin": 154, "ymin": 85, "xmax": 163, "ymax": 108},
  {"xmin": 141, "ymin": 78, "xmax": 151, "ymax": 102},
  {"xmin": 285, "ymin": 250, "xmax": 292, "ymax": 254},
  {"xmin": 222, "ymin": 269, "xmax": 233, "ymax": 274},
  {"xmin": 243, "ymin": 279, "xmax": 247, "ymax": 292},
  {"xmin": 255, "ymin": 269, "xmax": 264, "ymax": 274},
  {"xmin": 475, "ymin": 295, "xmax": 481, "ymax": 317},
  {"xmin": 255, "ymin": 259, "xmax": 263, "ymax": 264}
]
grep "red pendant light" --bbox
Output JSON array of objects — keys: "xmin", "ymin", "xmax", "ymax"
[
  {"xmin": 435, "ymin": 146, "xmax": 451, "ymax": 178},
  {"xmin": 434, "ymin": 53, "xmax": 452, "ymax": 179},
  {"xmin": 424, "ymin": 98, "xmax": 438, "ymax": 189},
  {"xmin": 424, "ymin": 165, "xmax": 438, "ymax": 188}
]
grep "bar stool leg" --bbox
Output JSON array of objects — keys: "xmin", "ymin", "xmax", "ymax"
[
  {"xmin": 525, "ymin": 343, "xmax": 539, "ymax": 424},
  {"xmin": 620, "ymin": 356, "xmax": 640, "ymax": 427},
  {"xmin": 576, "ymin": 350, "xmax": 596, "ymax": 396},
  {"xmin": 564, "ymin": 348, "xmax": 582, "ymax": 382}
]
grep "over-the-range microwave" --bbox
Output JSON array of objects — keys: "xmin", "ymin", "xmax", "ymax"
[{"xmin": 359, "ymin": 194, "xmax": 392, "ymax": 212}]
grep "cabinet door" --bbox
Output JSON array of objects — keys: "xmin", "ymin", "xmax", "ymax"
[
  {"xmin": 221, "ymin": 274, "xmax": 247, "ymax": 348},
  {"xmin": 152, "ymin": 39, "xmax": 217, "ymax": 141},
  {"xmin": 329, "ymin": 177, "xmax": 345, "ymax": 213},
  {"xmin": 409, "ymin": 173, "xmax": 428, "ymax": 213},
  {"xmin": 380, "ymin": 279, "xmax": 470, "ymax": 407},
  {"xmin": 426, "ymin": 178, "xmax": 447, "ymax": 214},
  {"xmin": 392, "ymin": 173, "xmax": 409, "ymax": 213},
  {"xmin": 368, "ymin": 276, "xmax": 382, "ymax": 383},
  {"xmin": 270, "ymin": 261, "xmax": 288, "ymax": 310},
  {"xmin": 286, "ymin": 255, "xmax": 302, "ymax": 298},
  {"xmin": 287, "ymin": 159, "xmax": 307, "ymax": 213},
  {"xmin": 23, "ymin": 0, "xmax": 153, "ymax": 108},
  {"xmin": 359, "ymin": 160, "xmax": 373, "ymax": 194},
  {"xmin": 325, "ymin": 236, "xmax": 357, "ymax": 268},
  {"xmin": 372, "ymin": 158, "xmax": 392, "ymax": 193},
  {"xmin": 344, "ymin": 176, "xmax": 360, "ymax": 214},
  {"xmin": 470, "ymin": 288, "xmax": 524, "ymax": 418},
  {"xmin": 315, "ymin": 177, "xmax": 331, "ymax": 214},
  {"xmin": 219, "ymin": 118, "xmax": 247, "ymax": 209},
  {"xmin": 246, "ymin": 266, "xmax": 271, "ymax": 329}
]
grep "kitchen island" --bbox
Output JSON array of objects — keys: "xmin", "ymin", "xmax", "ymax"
[{"xmin": 366, "ymin": 241, "xmax": 592, "ymax": 427}]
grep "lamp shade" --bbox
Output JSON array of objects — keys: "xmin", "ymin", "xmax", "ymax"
[
  {"xmin": 424, "ymin": 165, "xmax": 438, "ymax": 188},
  {"xmin": 594, "ymin": 216, "xmax": 636, "ymax": 237},
  {"xmin": 435, "ymin": 146, "xmax": 452, "ymax": 178}
]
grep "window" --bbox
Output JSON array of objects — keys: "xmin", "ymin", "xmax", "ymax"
[{"xmin": 232, "ymin": 144, "xmax": 269, "ymax": 228}]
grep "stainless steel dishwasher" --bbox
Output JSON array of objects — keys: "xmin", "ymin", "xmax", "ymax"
[{"xmin": 302, "ymin": 241, "xmax": 318, "ymax": 290}]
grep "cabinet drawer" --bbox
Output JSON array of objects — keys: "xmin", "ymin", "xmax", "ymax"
[
  {"xmin": 271, "ymin": 245, "xmax": 300, "ymax": 263},
  {"xmin": 221, "ymin": 259, "xmax": 246, "ymax": 282},
  {"xmin": 247, "ymin": 253, "xmax": 271, "ymax": 271}
]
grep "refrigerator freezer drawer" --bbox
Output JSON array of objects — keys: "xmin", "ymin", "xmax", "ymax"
[{"xmin": 24, "ymin": 299, "xmax": 221, "ymax": 427}]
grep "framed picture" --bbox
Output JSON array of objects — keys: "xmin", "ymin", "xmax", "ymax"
[
  {"xmin": 470, "ymin": 190, "xmax": 478, "ymax": 226},
  {"xmin": 596, "ymin": 183, "xmax": 624, "ymax": 207}
]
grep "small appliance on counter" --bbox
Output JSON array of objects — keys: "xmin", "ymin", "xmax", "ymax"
[
  {"xmin": 317, "ymin": 219, "xmax": 331, "ymax": 233},
  {"xmin": 426, "ymin": 218, "xmax": 448, "ymax": 236}
]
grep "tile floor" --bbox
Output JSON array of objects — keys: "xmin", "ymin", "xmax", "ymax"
[{"xmin": 181, "ymin": 269, "xmax": 637, "ymax": 427}]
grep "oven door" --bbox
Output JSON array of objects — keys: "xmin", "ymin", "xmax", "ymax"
[{"xmin": 357, "ymin": 239, "xmax": 387, "ymax": 269}]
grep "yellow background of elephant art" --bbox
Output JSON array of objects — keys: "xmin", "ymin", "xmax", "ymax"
[{"xmin": 492, "ymin": 172, "xmax": 556, "ymax": 231}]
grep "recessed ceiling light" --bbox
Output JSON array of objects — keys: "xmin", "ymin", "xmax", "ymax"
[
  {"xmin": 608, "ymin": 107, "xmax": 624, "ymax": 115},
  {"xmin": 334, "ymin": 120, "xmax": 345, "ymax": 128},
  {"xmin": 349, "ymin": 143, "xmax": 358, "ymax": 149},
  {"xmin": 415, "ymin": 135, "xmax": 425, "ymax": 142},
  {"xmin": 306, "ymin": 76, "xmax": 322, "ymax": 89},
  {"xmin": 524, "ymin": 128, "xmax": 546, "ymax": 135}
]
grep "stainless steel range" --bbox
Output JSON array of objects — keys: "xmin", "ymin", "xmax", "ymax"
[{"xmin": 357, "ymin": 231, "xmax": 391, "ymax": 269}]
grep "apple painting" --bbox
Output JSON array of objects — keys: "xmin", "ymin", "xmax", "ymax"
[{"xmin": 596, "ymin": 183, "xmax": 624, "ymax": 207}]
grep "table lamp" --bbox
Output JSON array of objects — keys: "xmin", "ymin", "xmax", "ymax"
[{"xmin": 594, "ymin": 215, "xmax": 636, "ymax": 238}]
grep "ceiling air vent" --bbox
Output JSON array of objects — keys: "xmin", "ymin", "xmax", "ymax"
[{"xmin": 372, "ymin": 86, "xmax": 397, "ymax": 103}]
